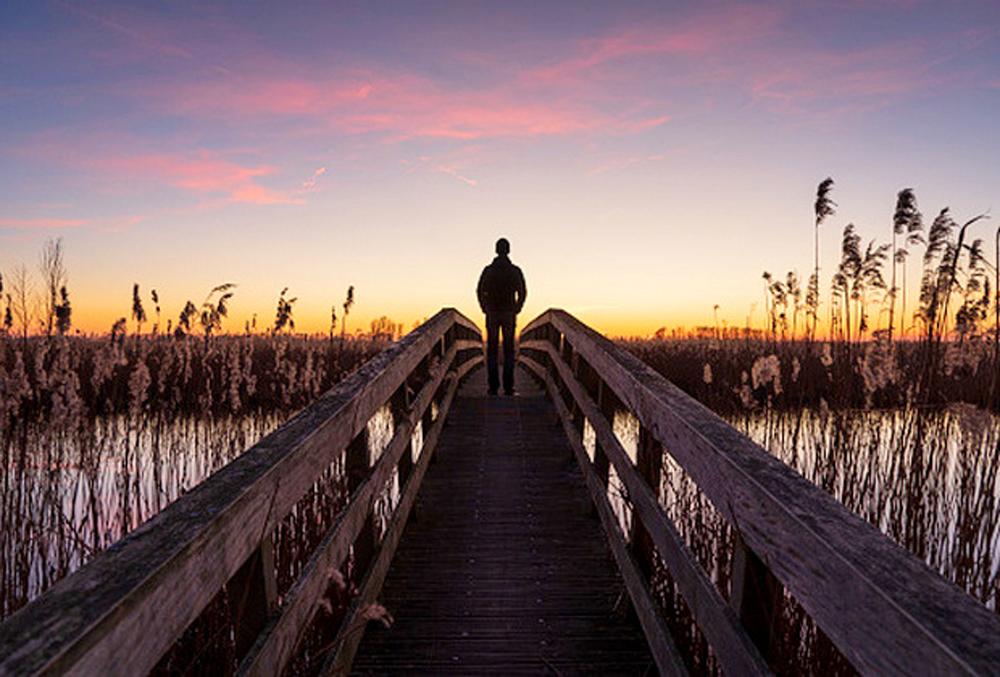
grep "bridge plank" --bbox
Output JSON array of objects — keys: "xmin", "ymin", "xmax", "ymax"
[
  {"xmin": 238, "ymin": 345, "xmax": 462, "ymax": 676},
  {"xmin": 323, "ymin": 364, "xmax": 462, "ymax": 674},
  {"xmin": 351, "ymin": 367, "xmax": 657, "ymax": 675},
  {"xmin": 524, "ymin": 346, "xmax": 770, "ymax": 675},
  {"xmin": 520, "ymin": 356, "xmax": 688, "ymax": 676}
]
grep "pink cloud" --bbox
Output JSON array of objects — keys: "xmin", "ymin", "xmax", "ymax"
[
  {"xmin": 97, "ymin": 153, "xmax": 272, "ymax": 194},
  {"xmin": 17, "ymin": 131, "xmax": 306, "ymax": 207},
  {"xmin": 526, "ymin": 5, "xmax": 784, "ymax": 85},
  {"xmin": 508, "ymin": 6, "xmax": 978, "ymax": 125},
  {"xmin": 0, "ymin": 218, "xmax": 92, "ymax": 230},
  {"xmin": 65, "ymin": 148, "xmax": 304, "ymax": 204},
  {"xmin": 0, "ymin": 214, "xmax": 145, "ymax": 234},
  {"xmin": 228, "ymin": 184, "xmax": 305, "ymax": 205},
  {"xmin": 138, "ymin": 66, "xmax": 669, "ymax": 142},
  {"xmin": 298, "ymin": 166, "xmax": 327, "ymax": 193}
]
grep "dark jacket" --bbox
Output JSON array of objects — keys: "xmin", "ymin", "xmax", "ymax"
[{"xmin": 477, "ymin": 255, "xmax": 527, "ymax": 313}]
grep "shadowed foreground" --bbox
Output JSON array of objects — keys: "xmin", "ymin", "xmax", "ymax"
[{"xmin": 352, "ymin": 366, "xmax": 654, "ymax": 675}]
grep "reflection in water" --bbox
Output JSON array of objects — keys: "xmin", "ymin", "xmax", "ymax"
[
  {"xmin": 608, "ymin": 411, "xmax": 639, "ymax": 538},
  {"xmin": 633, "ymin": 405, "xmax": 1000, "ymax": 673},
  {"xmin": 367, "ymin": 405, "xmax": 399, "ymax": 541},
  {"xmin": 582, "ymin": 418, "xmax": 596, "ymax": 462},
  {"xmin": 730, "ymin": 405, "xmax": 1000, "ymax": 602},
  {"xmin": 410, "ymin": 420, "xmax": 424, "ymax": 463},
  {"xmin": 1, "ymin": 412, "xmax": 288, "ymax": 618}
]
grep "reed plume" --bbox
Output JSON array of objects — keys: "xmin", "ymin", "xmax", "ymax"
[{"xmin": 809, "ymin": 178, "xmax": 836, "ymax": 342}]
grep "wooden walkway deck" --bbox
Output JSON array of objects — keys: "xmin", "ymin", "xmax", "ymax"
[{"xmin": 351, "ymin": 366, "xmax": 655, "ymax": 675}]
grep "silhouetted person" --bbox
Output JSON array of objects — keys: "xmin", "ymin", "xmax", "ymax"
[{"xmin": 477, "ymin": 238, "xmax": 527, "ymax": 395}]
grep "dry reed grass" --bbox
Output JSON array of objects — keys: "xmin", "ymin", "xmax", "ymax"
[{"xmin": 0, "ymin": 333, "xmax": 380, "ymax": 621}]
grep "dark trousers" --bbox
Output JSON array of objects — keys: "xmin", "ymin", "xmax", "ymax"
[{"xmin": 486, "ymin": 311, "xmax": 516, "ymax": 393}]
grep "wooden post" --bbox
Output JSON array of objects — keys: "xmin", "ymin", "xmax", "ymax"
[
  {"xmin": 229, "ymin": 534, "xmax": 278, "ymax": 660},
  {"xmin": 631, "ymin": 426, "xmax": 662, "ymax": 579},
  {"xmin": 731, "ymin": 531, "xmax": 782, "ymax": 662},
  {"xmin": 346, "ymin": 429, "xmax": 375, "ymax": 578},
  {"xmin": 443, "ymin": 327, "xmax": 453, "ymax": 355},
  {"xmin": 592, "ymin": 379, "xmax": 610, "ymax": 485},
  {"xmin": 579, "ymin": 357, "xmax": 599, "ymax": 403}
]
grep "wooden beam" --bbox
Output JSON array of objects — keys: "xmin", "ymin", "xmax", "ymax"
[
  {"xmin": 236, "ymin": 345, "xmax": 459, "ymax": 676},
  {"xmin": 731, "ymin": 532, "xmax": 782, "ymax": 662},
  {"xmin": 522, "ymin": 310, "xmax": 1000, "ymax": 675},
  {"xmin": 229, "ymin": 535, "xmax": 279, "ymax": 661},
  {"xmin": 525, "ymin": 344, "xmax": 770, "ymax": 675},
  {"xmin": 0, "ymin": 309, "xmax": 481, "ymax": 677},
  {"xmin": 322, "ymin": 369, "xmax": 462, "ymax": 675},
  {"xmin": 521, "ymin": 356, "xmax": 688, "ymax": 677}
]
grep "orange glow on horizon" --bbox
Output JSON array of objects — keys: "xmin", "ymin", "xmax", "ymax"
[{"xmin": 61, "ymin": 301, "xmax": 860, "ymax": 341}]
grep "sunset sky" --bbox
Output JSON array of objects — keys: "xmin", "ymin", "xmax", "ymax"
[{"xmin": 2, "ymin": 1, "xmax": 998, "ymax": 337}]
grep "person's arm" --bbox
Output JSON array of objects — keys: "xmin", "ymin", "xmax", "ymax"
[
  {"xmin": 515, "ymin": 268, "xmax": 526, "ymax": 313},
  {"xmin": 477, "ymin": 268, "xmax": 488, "ymax": 313}
]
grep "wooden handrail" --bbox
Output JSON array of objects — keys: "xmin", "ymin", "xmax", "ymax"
[
  {"xmin": 519, "ymin": 308, "xmax": 1000, "ymax": 675},
  {"xmin": 0, "ymin": 308, "xmax": 482, "ymax": 676}
]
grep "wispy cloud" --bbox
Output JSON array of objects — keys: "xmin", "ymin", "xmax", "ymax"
[
  {"xmin": 0, "ymin": 213, "xmax": 145, "ymax": 234},
  {"xmin": 94, "ymin": 152, "xmax": 304, "ymax": 203},
  {"xmin": 745, "ymin": 39, "xmax": 952, "ymax": 118},
  {"xmin": 589, "ymin": 154, "xmax": 667, "ymax": 176},
  {"xmin": 228, "ymin": 184, "xmax": 304, "ymax": 205},
  {"xmin": 60, "ymin": 2, "xmax": 194, "ymax": 59},
  {"xmin": 19, "ymin": 136, "xmax": 306, "ymax": 205},
  {"xmin": 511, "ymin": 4, "xmax": 987, "ymax": 124},
  {"xmin": 402, "ymin": 155, "xmax": 478, "ymax": 186},
  {"xmin": 137, "ymin": 69, "xmax": 669, "ymax": 141},
  {"xmin": 524, "ymin": 5, "xmax": 783, "ymax": 85},
  {"xmin": 0, "ymin": 217, "xmax": 91, "ymax": 230},
  {"xmin": 98, "ymin": 153, "xmax": 271, "ymax": 192},
  {"xmin": 119, "ymin": 1, "xmax": 972, "ymax": 144},
  {"xmin": 298, "ymin": 166, "xmax": 327, "ymax": 193}
]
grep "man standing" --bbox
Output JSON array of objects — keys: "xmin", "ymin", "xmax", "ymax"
[{"xmin": 477, "ymin": 238, "xmax": 527, "ymax": 395}]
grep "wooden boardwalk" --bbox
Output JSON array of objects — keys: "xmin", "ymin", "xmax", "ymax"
[
  {"xmin": 8, "ymin": 308, "xmax": 1000, "ymax": 676},
  {"xmin": 352, "ymin": 366, "xmax": 655, "ymax": 675}
]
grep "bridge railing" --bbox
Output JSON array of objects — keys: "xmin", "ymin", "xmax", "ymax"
[
  {"xmin": 519, "ymin": 308, "xmax": 1000, "ymax": 676},
  {"xmin": 0, "ymin": 308, "xmax": 482, "ymax": 676}
]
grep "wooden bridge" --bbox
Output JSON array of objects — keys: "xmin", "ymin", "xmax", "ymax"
[{"xmin": 2, "ymin": 308, "xmax": 1000, "ymax": 675}]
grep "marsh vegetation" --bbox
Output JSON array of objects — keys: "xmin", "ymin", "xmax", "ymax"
[{"xmin": 619, "ymin": 180, "xmax": 1000, "ymax": 672}]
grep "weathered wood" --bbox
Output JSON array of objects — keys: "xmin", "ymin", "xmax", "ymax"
[
  {"xmin": 526, "ymin": 341, "xmax": 771, "ymax": 675},
  {"xmin": 632, "ymin": 426, "xmax": 660, "ymax": 579},
  {"xmin": 323, "ymin": 366, "xmax": 461, "ymax": 674},
  {"xmin": 0, "ymin": 308, "xmax": 480, "ymax": 677},
  {"xmin": 345, "ymin": 431, "xmax": 375, "ymax": 577},
  {"xmin": 229, "ymin": 535, "xmax": 279, "ymax": 660},
  {"xmin": 237, "ymin": 346, "xmax": 460, "ymax": 676},
  {"xmin": 731, "ymin": 532, "xmax": 782, "ymax": 661},
  {"xmin": 352, "ymin": 366, "xmax": 657, "ymax": 675},
  {"xmin": 522, "ymin": 309, "xmax": 1000, "ymax": 675},
  {"xmin": 521, "ymin": 356, "xmax": 688, "ymax": 676}
]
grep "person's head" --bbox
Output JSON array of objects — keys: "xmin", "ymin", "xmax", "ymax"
[{"xmin": 495, "ymin": 238, "xmax": 510, "ymax": 256}]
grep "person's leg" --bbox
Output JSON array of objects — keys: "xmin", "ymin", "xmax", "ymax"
[
  {"xmin": 486, "ymin": 313, "xmax": 500, "ymax": 394},
  {"xmin": 502, "ymin": 312, "xmax": 516, "ymax": 394}
]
